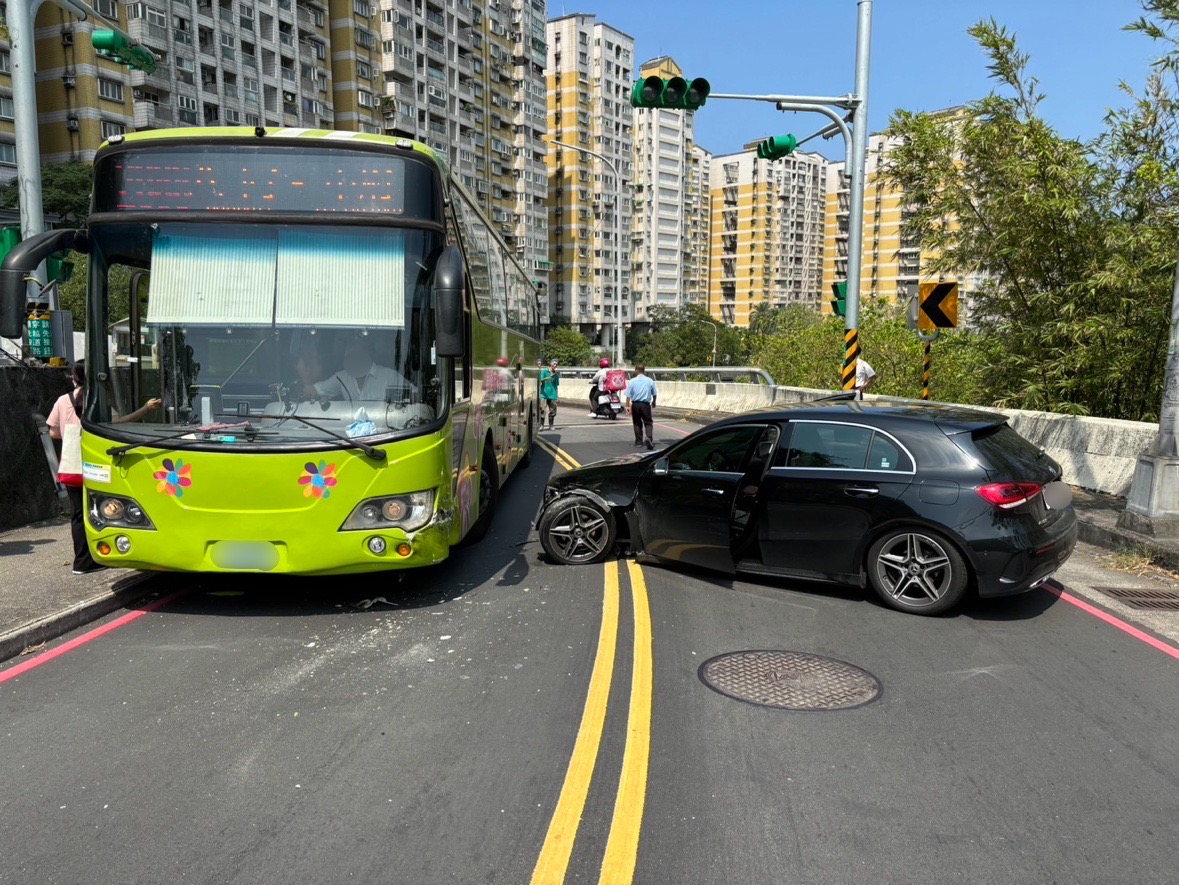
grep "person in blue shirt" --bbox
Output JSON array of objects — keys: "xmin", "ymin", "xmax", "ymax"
[{"xmin": 623, "ymin": 363, "xmax": 658, "ymax": 449}]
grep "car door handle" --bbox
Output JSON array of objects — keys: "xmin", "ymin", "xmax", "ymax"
[
  {"xmin": 844, "ymin": 486, "xmax": 879, "ymax": 497},
  {"xmin": 703, "ymin": 488, "xmax": 726, "ymax": 496}
]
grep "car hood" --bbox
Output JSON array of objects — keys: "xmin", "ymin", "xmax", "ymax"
[{"xmin": 546, "ymin": 450, "xmax": 658, "ymax": 505}]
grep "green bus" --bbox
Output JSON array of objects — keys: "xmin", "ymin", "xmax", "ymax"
[{"xmin": 0, "ymin": 128, "xmax": 542, "ymax": 574}]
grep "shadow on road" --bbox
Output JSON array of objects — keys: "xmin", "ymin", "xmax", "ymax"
[{"xmin": 147, "ymin": 447, "xmax": 559, "ymax": 619}]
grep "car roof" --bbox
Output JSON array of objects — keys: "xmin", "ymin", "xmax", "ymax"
[{"xmin": 713, "ymin": 400, "xmax": 1008, "ymax": 434}]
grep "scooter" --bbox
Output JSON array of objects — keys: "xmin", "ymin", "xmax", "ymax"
[{"xmin": 590, "ymin": 387, "xmax": 624, "ymax": 420}]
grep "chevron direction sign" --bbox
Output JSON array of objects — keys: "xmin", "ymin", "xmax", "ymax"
[{"xmin": 918, "ymin": 281, "xmax": 958, "ymax": 330}]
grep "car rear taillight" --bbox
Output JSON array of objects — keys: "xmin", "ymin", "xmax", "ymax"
[{"xmin": 976, "ymin": 482, "xmax": 1042, "ymax": 510}]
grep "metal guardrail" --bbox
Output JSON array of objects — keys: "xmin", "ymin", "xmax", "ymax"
[{"xmin": 551, "ymin": 366, "xmax": 776, "ymax": 386}]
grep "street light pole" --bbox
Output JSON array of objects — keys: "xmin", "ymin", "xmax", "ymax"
[{"xmin": 549, "ymin": 138, "xmax": 624, "ymax": 365}]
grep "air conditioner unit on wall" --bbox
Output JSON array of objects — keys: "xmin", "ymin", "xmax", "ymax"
[
  {"xmin": 66, "ymin": 117, "xmax": 79, "ymax": 132},
  {"xmin": 62, "ymin": 76, "xmax": 76, "ymax": 88},
  {"xmin": 61, "ymin": 30, "xmax": 74, "ymax": 47}
]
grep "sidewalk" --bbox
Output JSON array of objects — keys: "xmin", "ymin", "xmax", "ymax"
[{"xmin": 1, "ymin": 491, "xmax": 1177, "ymax": 665}]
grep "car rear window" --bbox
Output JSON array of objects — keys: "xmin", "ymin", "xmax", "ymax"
[{"xmin": 969, "ymin": 424, "xmax": 1053, "ymax": 479}]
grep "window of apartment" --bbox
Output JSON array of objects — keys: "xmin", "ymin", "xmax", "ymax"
[
  {"xmin": 239, "ymin": 4, "xmax": 254, "ymax": 30},
  {"xmin": 357, "ymin": 89, "xmax": 374, "ymax": 108},
  {"xmin": 101, "ymin": 120, "xmax": 126, "ymax": 139},
  {"xmin": 0, "ymin": 143, "xmax": 15, "ymax": 166},
  {"xmin": 355, "ymin": 28, "xmax": 376, "ymax": 50},
  {"xmin": 177, "ymin": 95, "xmax": 197, "ymax": 123},
  {"xmin": 0, "ymin": 51, "xmax": 9, "ymax": 74},
  {"xmin": 356, "ymin": 60, "xmax": 371, "ymax": 81},
  {"xmin": 93, "ymin": 0, "xmax": 117, "ymax": 17},
  {"xmin": 309, "ymin": 40, "xmax": 326, "ymax": 60},
  {"xmin": 97, "ymin": 78, "xmax": 124, "ymax": 102},
  {"xmin": 352, "ymin": 0, "xmax": 370, "ymax": 15},
  {"xmin": 173, "ymin": 16, "xmax": 192, "ymax": 45},
  {"xmin": 311, "ymin": 7, "xmax": 325, "ymax": 27},
  {"xmin": 175, "ymin": 56, "xmax": 194, "ymax": 84},
  {"xmin": 0, "ymin": 98, "xmax": 12, "ymax": 121},
  {"xmin": 396, "ymin": 43, "xmax": 412, "ymax": 61}
]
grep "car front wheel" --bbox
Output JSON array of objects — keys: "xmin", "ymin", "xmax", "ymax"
[
  {"xmin": 867, "ymin": 528, "xmax": 968, "ymax": 615},
  {"xmin": 538, "ymin": 497, "xmax": 617, "ymax": 565}
]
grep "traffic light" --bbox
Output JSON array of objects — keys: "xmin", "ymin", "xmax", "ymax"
[
  {"xmin": 630, "ymin": 76, "xmax": 710, "ymax": 110},
  {"xmin": 92, "ymin": 30, "xmax": 158, "ymax": 74},
  {"xmin": 756, "ymin": 135, "xmax": 798, "ymax": 161},
  {"xmin": 831, "ymin": 281, "xmax": 847, "ymax": 318}
]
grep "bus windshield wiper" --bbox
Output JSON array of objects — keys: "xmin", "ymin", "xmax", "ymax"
[
  {"xmin": 106, "ymin": 422, "xmax": 270, "ymax": 459},
  {"xmin": 274, "ymin": 413, "xmax": 387, "ymax": 461}
]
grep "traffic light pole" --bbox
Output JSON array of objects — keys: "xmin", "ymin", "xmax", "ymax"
[{"xmin": 708, "ymin": 0, "xmax": 873, "ymax": 393}]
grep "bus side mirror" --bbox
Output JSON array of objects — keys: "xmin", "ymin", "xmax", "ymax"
[
  {"xmin": 434, "ymin": 244, "xmax": 465, "ymax": 358},
  {"xmin": 0, "ymin": 229, "xmax": 89, "ymax": 339}
]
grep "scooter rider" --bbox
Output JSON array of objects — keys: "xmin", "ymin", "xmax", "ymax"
[{"xmin": 588, "ymin": 357, "xmax": 611, "ymax": 416}]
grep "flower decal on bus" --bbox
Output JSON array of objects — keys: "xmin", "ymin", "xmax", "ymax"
[
  {"xmin": 153, "ymin": 458, "xmax": 193, "ymax": 497},
  {"xmin": 298, "ymin": 461, "xmax": 338, "ymax": 499}
]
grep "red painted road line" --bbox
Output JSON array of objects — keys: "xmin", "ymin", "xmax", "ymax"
[
  {"xmin": 0, "ymin": 589, "xmax": 189, "ymax": 684},
  {"xmin": 654, "ymin": 421, "xmax": 691, "ymax": 437},
  {"xmin": 1044, "ymin": 584, "xmax": 1179, "ymax": 661}
]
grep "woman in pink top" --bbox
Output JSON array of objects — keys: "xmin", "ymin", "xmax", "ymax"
[{"xmin": 46, "ymin": 360, "xmax": 161, "ymax": 574}]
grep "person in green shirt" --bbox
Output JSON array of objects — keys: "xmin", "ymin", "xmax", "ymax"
[{"xmin": 539, "ymin": 358, "xmax": 560, "ymax": 429}]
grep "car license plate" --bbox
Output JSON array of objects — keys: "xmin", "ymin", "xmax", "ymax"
[
  {"xmin": 210, "ymin": 541, "xmax": 280, "ymax": 570},
  {"xmin": 1043, "ymin": 481, "xmax": 1072, "ymax": 511}
]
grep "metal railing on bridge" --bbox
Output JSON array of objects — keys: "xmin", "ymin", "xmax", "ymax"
[{"xmin": 553, "ymin": 366, "xmax": 775, "ymax": 386}]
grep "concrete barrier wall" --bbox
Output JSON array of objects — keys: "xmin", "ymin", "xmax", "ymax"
[
  {"xmin": 631, "ymin": 381, "xmax": 1158, "ymax": 498},
  {"xmin": 0, "ymin": 365, "xmax": 70, "ymax": 530}
]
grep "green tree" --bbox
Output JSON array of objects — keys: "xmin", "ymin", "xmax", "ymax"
[
  {"xmin": 541, "ymin": 324, "xmax": 593, "ymax": 367},
  {"xmin": 0, "ymin": 161, "xmax": 93, "ymax": 224},
  {"xmin": 881, "ymin": 11, "xmax": 1179, "ymax": 420},
  {"xmin": 633, "ymin": 304, "xmax": 747, "ymax": 368},
  {"xmin": 57, "ymin": 255, "xmax": 137, "ymax": 332}
]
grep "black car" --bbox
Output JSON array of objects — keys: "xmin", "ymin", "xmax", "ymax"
[{"xmin": 535, "ymin": 400, "xmax": 1077, "ymax": 615}]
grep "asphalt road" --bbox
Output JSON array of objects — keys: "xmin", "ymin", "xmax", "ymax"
[{"xmin": 1, "ymin": 412, "xmax": 1177, "ymax": 884}]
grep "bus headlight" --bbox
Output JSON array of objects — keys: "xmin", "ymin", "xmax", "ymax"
[
  {"xmin": 341, "ymin": 490, "xmax": 435, "ymax": 533},
  {"xmin": 89, "ymin": 493, "xmax": 156, "ymax": 530}
]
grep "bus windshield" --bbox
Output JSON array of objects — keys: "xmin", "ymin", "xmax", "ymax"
[{"xmin": 90, "ymin": 220, "xmax": 447, "ymax": 447}]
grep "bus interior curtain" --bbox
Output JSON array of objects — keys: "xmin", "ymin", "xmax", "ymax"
[{"xmin": 146, "ymin": 226, "xmax": 407, "ymax": 329}]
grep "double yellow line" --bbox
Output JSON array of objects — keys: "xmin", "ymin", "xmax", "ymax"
[
  {"xmin": 531, "ymin": 441, "xmax": 655, "ymax": 884},
  {"xmin": 535, "ymin": 436, "xmax": 578, "ymax": 472}
]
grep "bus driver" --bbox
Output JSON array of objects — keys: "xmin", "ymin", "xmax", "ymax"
[{"xmin": 300, "ymin": 336, "xmax": 408, "ymax": 402}]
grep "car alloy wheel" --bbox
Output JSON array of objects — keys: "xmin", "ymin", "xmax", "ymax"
[
  {"xmin": 538, "ymin": 497, "xmax": 617, "ymax": 565},
  {"xmin": 867, "ymin": 528, "xmax": 968, "ymax": 615}
]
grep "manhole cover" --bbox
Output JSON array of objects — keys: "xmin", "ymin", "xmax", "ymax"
[
  {"xmin": 1092, "ymin": 586, "xmax": 1179, "ymax": 611},
  {"xmin": 698, "ymin": 650, "xmax": 881, "ymax": 711}
]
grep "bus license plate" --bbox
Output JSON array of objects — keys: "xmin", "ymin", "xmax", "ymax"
[{"xmin": 210, "ymin": 541, "xmax": 280, "ymax": 571}]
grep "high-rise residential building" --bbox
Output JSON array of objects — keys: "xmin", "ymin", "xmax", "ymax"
[
  {"xmin": 824, "ymin": 132, "xmax": 915, "ymax": 310},
  {"xmin": 376, "ymin": 0, "xmax": 549, "ymax": 283},
  {"xmin": 0, "ymin": 0, "xmax": 549, "ymax": 288},
  {"xmin": 823, "ymin": 112, "xmax": 979, "ymax": 323},
  {"xmin": 630, "ymin": 55, "xmax": 710, "ymax": 329},
  {"xmin": 545, "ymin": 13, "xmax": 634, "ymax": 346},
  {"xmin": 0, "ymin": 0, "xmax": 337, "ymax": 182},
  {"xmin": 709, "ymin": 144, "xmax": 827, "ymax": 326}
]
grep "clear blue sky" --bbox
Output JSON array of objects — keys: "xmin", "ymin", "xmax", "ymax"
[{"xmin": 560, "ymin": 0, "xmax": 1161, "ymax": 159}]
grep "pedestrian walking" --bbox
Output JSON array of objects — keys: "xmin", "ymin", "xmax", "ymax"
[
  {"xmin": 539, "ymin": 358, "xmax": 560, "ymax": 429},
  {"xmin": 46, "ymin": 360, "xmax": 161, "ymax": 575},
  {"xmin": 623, "ymin": 364, "xmax": 658, "ymax": 450},
  {"xmin": 854, "ymin": 357, "xmax": 876, "ymax": 400}
]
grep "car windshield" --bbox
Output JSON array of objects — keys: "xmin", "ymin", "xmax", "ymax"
[{"xmin": 89, "ymin": 221, "xmax": 446, "ymax": 446}]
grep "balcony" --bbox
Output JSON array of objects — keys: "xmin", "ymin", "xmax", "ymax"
[{"xmin": 134, "ymin": 100, "xmax": 173, "ymax": 129}]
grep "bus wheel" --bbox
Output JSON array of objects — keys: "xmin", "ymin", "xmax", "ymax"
[{"xmin": 466, "ymin": 443, "xmax": 499, "ymax": 543}]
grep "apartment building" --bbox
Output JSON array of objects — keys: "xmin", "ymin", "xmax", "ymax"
[
  {"xmin": 0, "ymin": 0, "xmax": 338, "ymax": 182},
  {"xmin": 709, "ymin": 144, "xmax": 827, "ymax": 327},
  {"xmin": 378, "ymin": 0, "xmax": 547, "ymax": 278},
  {"xmin": 823, "ymin": 113, "xmax": 979, "ymax": 324},
  {"xmin": 0, "ymin": 0, "xmax": 549, "ymax": 282},
  {"xmin": 545, "ymin": 13, "xmax": 634, "ymax": 345},
  {"xmin": 630, "ymin": 55, "xmax": 710, "ymax": 330}
]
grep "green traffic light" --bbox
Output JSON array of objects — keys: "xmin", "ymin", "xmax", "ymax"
[
  {"xmin": 757, "ymin": 134, "xmax": 799, "ymax": 161},
  {"xmin": 630, "ymin": 75, "xmax": 710, "ymax": 110},
  {"xmin": 91, "ymin": 30, "xmax": 128, "ymax": 52}
]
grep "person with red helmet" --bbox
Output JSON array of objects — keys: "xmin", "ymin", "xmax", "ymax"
[{"xmin": 589, "ymin": 357, "xmax": 611, "ymax": 415}]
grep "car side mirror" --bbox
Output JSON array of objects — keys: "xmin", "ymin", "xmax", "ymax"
[
  {"xmin": 652, "ymin": 457, "xmax": 669, "ymax": 477},
  {"xmin": 433, "ymin": 244, "xmax": 465, "ymax": 358}
]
